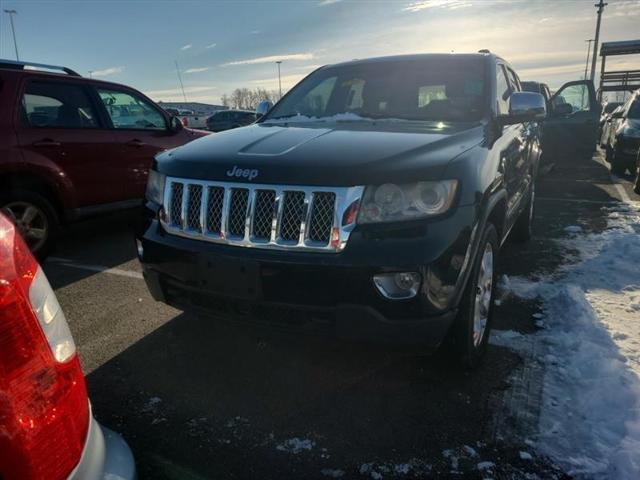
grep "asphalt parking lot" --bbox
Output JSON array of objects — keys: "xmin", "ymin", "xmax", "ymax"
[{"xmin": 43, "ymin": 150, "xmax": 638, "ymax": 479}]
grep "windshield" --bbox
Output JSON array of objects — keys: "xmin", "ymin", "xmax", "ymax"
[{"xmin": 264, "ymin": 57, "xmax": 488, "ymax": 123}]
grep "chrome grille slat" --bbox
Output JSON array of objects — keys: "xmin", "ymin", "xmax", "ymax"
[
  {"xmin": 252, "ymin": 190, "xmax": 276, "ymax": 240},
  {"xmin": 186, "ymin": 184, "xmax": 203, "ymax": 232},
  {"xmin": 308, "ymin": 192, "xmax": 335, "ymax": 243},
  {"xmin": 228, "ymin": 189, "xmax": 249, "ymax": 238},
  {"xmin": 161, "ymin": 177, "xmax": 363, "ymax": 253},
  {"xmin": 205, "ymin": 187, "xmax": 224, "ymax": 235},
  {"xmin": 280, "ymin": 191, "xmax": 305, "ymax": 242},
  {"xmin": 169, "ymin": 182, "xmax": 184, "ymax": 227}
]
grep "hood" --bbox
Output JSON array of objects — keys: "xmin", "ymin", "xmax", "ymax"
[{"xmin": 156, "ymin": 121, "xmax": 484, "ymax": 186}]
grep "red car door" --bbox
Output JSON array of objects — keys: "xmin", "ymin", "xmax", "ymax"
[
  {"xmin": 93, "ymin": 86, "xmax": 198, "ymax": 200},
  {"xmin": 15, "ymin": 79, "xmax": 123, "ymax": 207}
]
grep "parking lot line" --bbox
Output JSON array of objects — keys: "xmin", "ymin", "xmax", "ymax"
[{"xmin": 47, "ymin": 257, "xmax": 144, "ymax": 279}]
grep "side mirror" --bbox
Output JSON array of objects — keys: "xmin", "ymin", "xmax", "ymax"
[
  {"xmin": 169, "ymin": 115, "xmax": 184, "ymax": 132},
  {"xmin": 256, "ymin": 100, "xmax": 273, "ymax": 119},
  {"xmin": 499, "ymin": 92, "xmax": 546, "ymax": 125}
]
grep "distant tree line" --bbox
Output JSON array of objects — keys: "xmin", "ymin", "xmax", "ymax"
[{"xmin": 220, "ymin": 88, "xmax": 284, "ymax": 110}]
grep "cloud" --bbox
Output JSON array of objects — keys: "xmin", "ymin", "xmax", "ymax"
[
  {"xmin": 403, "ymin": 0, "xmax": 472, "ymax": 12},
  {"xmin": 318, "ymin": 0, "xmax": 342, "ymax": 5},
  {"xmin": 250, "ymin": 30, "xmax": 261, "ymax": 35},
  {"xmin": 221, "ymin": 53, "xmax": 314, "ymax": 66},
  {"xmin": 181, "ymin": 44, "xmax": 192, "ymax": 51},
  {"xmin": 205, "ymin": 43, "xmax": 217, "ymax": 49},
  {"xmin": 249, "ymin": 73, "xmax": 307, "ymax": 90},
  {"xmin": 144, "ymin": 85, "xmax": 217, "ymax": 101},
  {"xmin": 92, "ymin": 66, "xmax": 124, "ymax": 77},
  {"xmin": 184, "ymin": 67, "xmax": 210, "ymax": 74}
]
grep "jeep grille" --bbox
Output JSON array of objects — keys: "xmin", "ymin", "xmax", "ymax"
[{"xmin": 161, "ymin": 177, "xmax": 364, "ymax": 252}]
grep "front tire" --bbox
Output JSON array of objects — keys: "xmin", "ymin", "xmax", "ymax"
[
  {"xmin": 450, "ymin": 223, "xmax": 499, "ymax": 368},
  {"xmin": 610, "ymin": 145, "xmax": 627, "ymax": 175},
  {"xmin": 1, "ymin": 190, "xmax": 59, "ymax": 260}
]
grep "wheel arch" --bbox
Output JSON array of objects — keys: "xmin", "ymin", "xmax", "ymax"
[{"xmin": 0, "ymin": 172, "xmax": 69, "ymax": 223}]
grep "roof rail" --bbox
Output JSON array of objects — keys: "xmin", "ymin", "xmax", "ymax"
[
  {"xmin": 478, "ymin": 49, "xmax": 491, "ymax": 54},
  {"xmin": 0, "ymin": 59, "xmax": 81, "ymax": 77}
]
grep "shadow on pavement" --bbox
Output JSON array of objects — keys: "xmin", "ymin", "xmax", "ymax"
[
  {"xmin": 86, "ymin": 312, "xmax": 525, "ymax": 479},
  {"xmin": 45, "ymin": 209, "xmax": 140, "ymax": 289}
]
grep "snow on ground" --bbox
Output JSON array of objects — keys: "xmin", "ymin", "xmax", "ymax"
[
  {"xmin": 276, "ymin": 437, "xmax": 315, "ymax": 454},
  {"xmin": 494, "ymin": 201, "xmax": 640, "ymax": 478}
]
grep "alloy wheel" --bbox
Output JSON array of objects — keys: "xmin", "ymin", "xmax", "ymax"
[
  {"xmin": 473, "ymin": 242, "xmax": 494, "ymax": 347},
  {"xmin": 2, "ymin": 201, "xmax": 49, "ymax": 252}
]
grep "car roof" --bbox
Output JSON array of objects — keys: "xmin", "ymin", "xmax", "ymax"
[
  {"xmin": 0, "ymin": 61, "xmax": 143, "ymax": 92},
  {"xmin": 322, "ymin": 52, "xmax": 498, "ymax": 69}
]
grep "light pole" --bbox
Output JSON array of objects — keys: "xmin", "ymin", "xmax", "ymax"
[
  {"xmin": 584, "ymin": 39, "xmax": 594, "ymax": 80},
  {"xmin": 590, "ymin": 0, "xmax": 607, "ymax": 82},
  {"xmin": 174, "ymin": 60, "xmax": 188, "ymax": 103},
  {"xmin": 88, "ymin": 70, "xmax": 93, "ymax": 79},
  {"xmin": 3, "ymin": 9, "xmax": 19, "ymax": 61},
  {"xmin": 276, "ymin": 61, "xmax": 282, "ymax": 99}
]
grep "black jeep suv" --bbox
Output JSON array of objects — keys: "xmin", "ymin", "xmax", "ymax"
[{"xmin": 137, "ymin": 53, "xmax": 589, "ymax": 366}]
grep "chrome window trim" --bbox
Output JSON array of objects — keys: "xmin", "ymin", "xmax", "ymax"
[{"xmin": 160, "ymin": 176, "xmax": 364, "ymax": 253}]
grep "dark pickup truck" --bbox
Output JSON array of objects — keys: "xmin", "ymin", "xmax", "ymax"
[{"xmin": 137, "ymin": 52, "xmax": 594, "ymax": 366}]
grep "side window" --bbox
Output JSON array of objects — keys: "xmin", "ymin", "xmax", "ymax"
[
  {"xmin": 506, "ymin": 68, "xmax": 521, "ymax": 92},
  {"xmin": 97, "ymin": 89, "xmax": 166, "ymax": 130},
  {"xmin": 21, "ymin": 81, "xmax": 98, "ymax": 128},
  {"xmin": 496, "ymin": 65, "xmax": 510, "ymax": 115},
  {"xmin": 551, "ymin": 83, "xmax": 591, "ymax": 114}
]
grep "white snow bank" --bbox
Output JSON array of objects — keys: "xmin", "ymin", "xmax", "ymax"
[{"xmin": 496, "ymin": 202, "xmax": 640, "ymax": 478}]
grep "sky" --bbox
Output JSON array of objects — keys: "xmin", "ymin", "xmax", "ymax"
[{"xmin": 1, "ymin": 0, "xmax": 639, "ymax": 105}]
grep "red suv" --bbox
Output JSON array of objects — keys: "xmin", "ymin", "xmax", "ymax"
[{"xmin": 0, "ymin": 59, "xmax": 209, "ymax": 257}]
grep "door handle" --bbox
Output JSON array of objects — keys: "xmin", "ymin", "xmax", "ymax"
[
  {"xmin": 125, "ymin": 139, "xmax": 146, "ymax": 148},
  {"xmin": 33, "ymin": 139, "xmax": 61, "ymax": 147}
]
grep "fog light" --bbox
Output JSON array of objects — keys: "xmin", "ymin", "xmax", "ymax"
[
  {"xmin": 136, "ymin": 239, "xmax": 144, "ymax": 258},
  {"xmin": 373, "ymin": 272, "xmax": 421, "ymax": 300}
]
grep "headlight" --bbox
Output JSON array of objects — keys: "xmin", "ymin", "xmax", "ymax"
[
  {"xmin": 358, "ymin": 180, "xmax": 458, "ymax": 224},
  {"xmin": 145, "ymin": 170, "xmax": 166, "ymax": 204}
]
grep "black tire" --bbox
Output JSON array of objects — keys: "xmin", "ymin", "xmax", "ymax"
[
  {"xmin": 610, "ymin": 146, "xmax": 627, "ymax": 175},
  {"xmin": 511, "ymin": 182, "xmax": 535, "ymax": 243},
  {"xmin": 0, "ymin": 189, "xmax": 59, "ymax": 260},
  {"xmin": 450, "ymin": 223, "xmax": 499, "ymax": 369}
]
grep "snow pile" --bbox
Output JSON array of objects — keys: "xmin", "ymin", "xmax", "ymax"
[{"xmin": 497, "ymin": 202, "xmax": 640, "ymax": 478}]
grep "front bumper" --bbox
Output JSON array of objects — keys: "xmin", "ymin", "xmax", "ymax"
[
  {"xmin": 138, "ymin": 203, "xmax": 479, "ymax": 349},
  {"xmin": 68, "ymin": 412, "xmax": 136, "ymax": 480}
]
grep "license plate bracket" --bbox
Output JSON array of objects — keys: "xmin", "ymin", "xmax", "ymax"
[{"xmin": 197, "ymin": 256, "xmax": 261, "ymax": 300}]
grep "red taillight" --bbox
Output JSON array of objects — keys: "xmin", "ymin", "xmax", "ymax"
[
  {"xmin": 182, "ymin": 117, "xmax": 189, "ymax": 126},
  {"xmin": 0, "ymin": 215, "xmax": 89, "ymax": 480}
]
